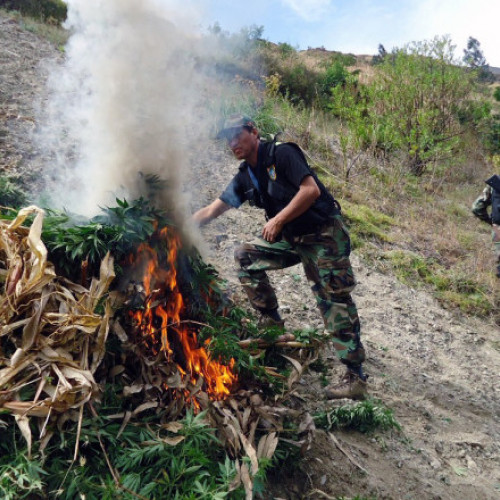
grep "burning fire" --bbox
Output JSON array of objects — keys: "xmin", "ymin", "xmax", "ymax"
[{"xmin": 128, "ymin": 226, "xmax": 237, "ymax": 403}]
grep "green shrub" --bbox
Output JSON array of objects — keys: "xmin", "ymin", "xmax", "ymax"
[
  {"xmin": 279, "ymin": 62, "xmax": 321, "ymax": 105},
  {"xmin": 318, "ymin": 61, "xmax": 351, "ymax": 104},
  {"xmin": 314, "ymin": 398, "xmax": 401, "ymax": 433},
  {"xmin": 0, "ymin": 0, "xmax": 67, "ymax": 24},
  {"xmin": 277, "ymin": 42, "xmax": 296, "ymax": 58},
  {"xmin": 482, "ymin": 114, "xmax": 500, "ymax": 154}
]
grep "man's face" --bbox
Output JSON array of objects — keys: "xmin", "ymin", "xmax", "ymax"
[{"xmin": 227, "ymin": 127, "xmax": 258, "ymax": 161}]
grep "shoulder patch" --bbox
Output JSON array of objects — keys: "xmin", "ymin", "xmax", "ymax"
[{"xmin": 267, "ymin": 165, "xmax": 277, "ymax": 181}]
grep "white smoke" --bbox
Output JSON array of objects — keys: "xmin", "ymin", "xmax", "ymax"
[{"xmin": 38, "ymin": 0, "xmax": 215, "ymax": 221}]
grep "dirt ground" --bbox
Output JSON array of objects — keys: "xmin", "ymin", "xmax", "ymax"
[
  {"xmin": 191, "ymin": 144, "xmax": 500, "ymax": 500},
  {"xmin": 1, "ymin": 13, "xmax": 499, "ymax": 500}
]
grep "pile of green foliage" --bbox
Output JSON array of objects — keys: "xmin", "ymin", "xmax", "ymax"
[
  {"xmin": 0, "ymin": 194, "xmax": 314, "ymax": 499},
  {"xmin": 0, "ymin": 0, "xmax": 67, "ymax": 24},
  {"xmin": 41, "ymin": 197, "xmax": 169, "ymax": 281},
  {"xmin": 0, "ymin": 405, "xmax": 241, "ymax": 499}
]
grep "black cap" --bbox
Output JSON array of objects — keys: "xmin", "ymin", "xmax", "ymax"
[{"xmin": 216, "ymin": 113, "xmax": 256, "ymax": 140}]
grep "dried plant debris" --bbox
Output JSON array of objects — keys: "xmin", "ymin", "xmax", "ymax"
[{"xmin": 0, "ymin": 206, "xmax": 115, "ymax": 455}]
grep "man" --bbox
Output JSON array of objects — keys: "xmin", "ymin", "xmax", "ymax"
[
  {"xmin": 472, "ymin": 174, "xmax": 500, "ymax": 278},
  {"xmin": 193, "ymin": 114, "xmax": 367, "ymax": 400}
]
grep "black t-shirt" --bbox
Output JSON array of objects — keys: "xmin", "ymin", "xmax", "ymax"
[
  {"xmin": 221, "ymin": 143, "xmax": 317, "ymax": 206},
  {"xmin": 219, "ymin": 141, "xmax": 338, "ymax": 235}
]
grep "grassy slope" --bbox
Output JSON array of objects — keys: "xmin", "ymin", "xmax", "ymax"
[
  {"xmin": 258, "ymin": 45, "xmax": 499, "ymax": 323},
  {"xmin": 0, "ymin": 7, "xmax": 68, "ymax": 47}
]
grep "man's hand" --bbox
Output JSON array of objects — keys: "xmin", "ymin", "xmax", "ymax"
[
  {"xmin": 261, "ymin": 176, "xmax": 320, "ymax": 242},
  {"xmin": 262, "ymin": 216, "xmax": 284, "ymax": 242}
]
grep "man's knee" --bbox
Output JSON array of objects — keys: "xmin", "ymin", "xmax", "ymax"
[{"xmin": 234, "ymin": 243, "xmax": 252, "ymax": 266}]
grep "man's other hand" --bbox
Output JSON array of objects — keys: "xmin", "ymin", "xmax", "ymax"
[{"xmin": 262, "ymin": 216, "xmax": 284, "ymax": 242}]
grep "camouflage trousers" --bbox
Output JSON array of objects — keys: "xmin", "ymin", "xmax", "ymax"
[{"xmin": 234, "ymin": 215, "xmax": 365, "ymax": 366}]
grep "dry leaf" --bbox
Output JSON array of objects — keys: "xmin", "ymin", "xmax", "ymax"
[
  {"xmin": 240, "ymin": 462, "xmax": 253, "ymax": 500},
  {"xmin": 257, "ymin": 432, "xmax": 278, "ymax": 460},
  {"xmin": 164, "ymin": 421, "xmax": 184, "ymax": 433},
  {"xmin": 132, "ymin": 401, "xmax": 158, "ymax": 415},
  {"xmin": 15, "ymin": 414, "xmax": 32, "ymax": 457},
  {"xmin": 161, "ymin": 435, "xmax": 185, "ymax": 446},
  {"xmin": 239, "ymin": 431, "xmax": 259, "ymax": 476},
  {"xmin": 123, "ymin": 384, "xmax": 144, "ymax": 397}
]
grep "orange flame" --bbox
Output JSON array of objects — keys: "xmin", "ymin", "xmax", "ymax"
[{"xmin": 128, "ymin": 227, "xmax": 237, "ymax": 403}]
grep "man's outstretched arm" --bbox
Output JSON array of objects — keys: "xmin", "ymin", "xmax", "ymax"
[{"xmin": 192, "ymin": 198, "xmax": 232, "ymax": 226}]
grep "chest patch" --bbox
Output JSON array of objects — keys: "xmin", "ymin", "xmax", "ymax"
[{"xmin": 267, "ymin": 165, "xmax": 277, "ymax": 181}]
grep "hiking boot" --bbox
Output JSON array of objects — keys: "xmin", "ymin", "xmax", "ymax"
[{"xmin": 325, "ymin": 372, "xmax": 368, "ymax": 401}]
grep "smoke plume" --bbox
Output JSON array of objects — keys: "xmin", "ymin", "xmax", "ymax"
[{"xmin": 38, "ymin": 0, "xmax": 216, "ymax": 224}]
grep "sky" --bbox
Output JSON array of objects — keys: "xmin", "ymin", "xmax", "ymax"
[{"xmin": 199, "ymin": 0, "xmax": 500, "ymax": 67}]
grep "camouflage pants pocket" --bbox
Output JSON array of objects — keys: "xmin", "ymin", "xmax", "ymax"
[{"xmin": 234, "ymin": 239, "xmax": 300, "ymax": 311}]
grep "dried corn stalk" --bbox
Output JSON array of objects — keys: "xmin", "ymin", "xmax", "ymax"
[{"xmin": 0, "ymin": 206, "xmax": 115, "ymax": 455}]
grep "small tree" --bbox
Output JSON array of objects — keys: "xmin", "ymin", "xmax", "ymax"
[
  {"xmin": 463, "ymin": 36, "xmax": 495, "ymax": 83},
  {"xmin": 463, "ymin": 37, "xmax": 487, "ymax": 67},
  {"xmin": 371, "ymin": 44, "xmax": 387, "ymax": 65}
]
